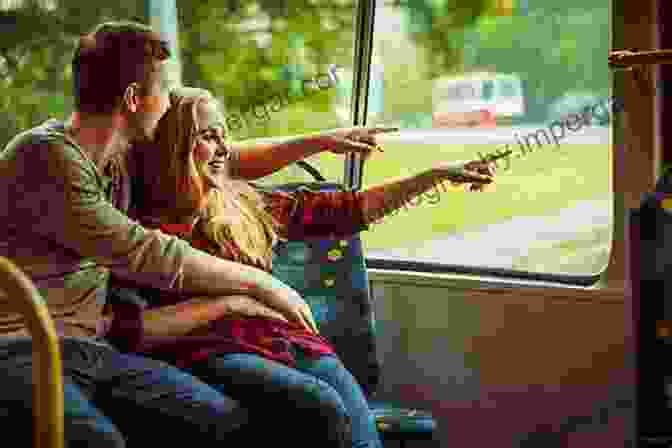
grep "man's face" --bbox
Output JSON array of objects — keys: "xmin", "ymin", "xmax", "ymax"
[{"xmin": 128, "ymin": 62, "xmax": 171, "ymax": 142}]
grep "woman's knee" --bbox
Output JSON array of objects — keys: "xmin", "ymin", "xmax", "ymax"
[
  {"xmin": 309, "ymin": 378, "xmax": 351, "ymax": 422},
  {"xmin": 301, "ymin": 356, "xmax": 370, "ymax": 412},
  {"xmin": 298, "ymin": 378, "xmax": 351, "ymax": 447},
  {"xmin": 302, "ymin": 376, "xmax": 347, "ymax": 413}
]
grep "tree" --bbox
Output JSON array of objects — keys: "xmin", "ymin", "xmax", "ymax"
[
  {"xmin": 390, "ymin": 0, "xmax": 610, "ymax": 123},
  {"xmin": 0, "ymin": 0, "xmax": 147, "ymax": 146},
  {"xmin": 401, "ymin": 0, "xmax": 495, "ymax": 77},
  {"xmin": 472, "ymin": 5, "xmax": 610, "ymax": 122},
  {"xmin": 176, "ymin": 0, "xmax": 357, "ymax": 123},
  {"xmin": 0, "ymin": 0, "xmax": 500, "ymax": 145}
]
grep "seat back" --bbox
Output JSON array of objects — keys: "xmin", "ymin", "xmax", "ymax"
[
  {"xmin": 631, "ymin": 168, "xmax": 672, "ymax": 440},
  {"xmin": 269, "ymin": 181, "xmax": 381, "ymax": 397},
  {"xmin": 0, "ymin": 257, "xmax": 64, "ymax": 448}
]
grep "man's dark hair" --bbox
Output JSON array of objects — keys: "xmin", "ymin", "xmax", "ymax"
[{"xmin": 73, "ymin": 20, "xmax": 170, "ymax": 114}]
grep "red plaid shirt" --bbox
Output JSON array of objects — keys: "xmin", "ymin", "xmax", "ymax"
[{"xmin": 109, "ymin": 187, "xmax": 368, "ymax": 368}]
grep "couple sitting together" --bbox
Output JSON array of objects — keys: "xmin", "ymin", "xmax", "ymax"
[
  {"xmin": 0, "ymin": 20, "xmax": 495, "ymax": 448},
  {"xmin": 107, "ymin": 86, "xmax": 496, "ymax": 448}
]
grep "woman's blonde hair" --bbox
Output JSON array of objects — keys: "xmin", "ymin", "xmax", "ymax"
[
  {"xmin": 138, "ymin": 87, "xmax": 279, "ymax": 270},
  {"xmin": 136, "ymin": 87, "xmax": 213, "ymax": 218},
  {"xmin": 201, "ymin": 182, "xmax": 279, "ymax": 271}
]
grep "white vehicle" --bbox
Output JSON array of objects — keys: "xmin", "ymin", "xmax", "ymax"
[{"xmin": 432, "ymin": 72, "xmax": 525, "ymax": 126}]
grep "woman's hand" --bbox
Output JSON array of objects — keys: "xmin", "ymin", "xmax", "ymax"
[
  {"xmin": 320, "ymin": 126, "xmax": 399, "ymax": 159},
  {"xmin": 435, "ymin": 159, "xmax": 496, "ymax": 192}
]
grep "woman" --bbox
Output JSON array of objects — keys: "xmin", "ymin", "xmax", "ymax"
[{"xmin": 109, "ymin": 87, "xmax": 495, "ymax": 448}]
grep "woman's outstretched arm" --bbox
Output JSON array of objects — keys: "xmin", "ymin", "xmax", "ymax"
[
  {"xmin": 358, "ymin": 160, "xmax": 494, "ymax": 225},
  {"xmin": 264, "ymin": 159, "xmax": 495, "ymax": 239},
  {"xmin": 229, "ymin": 126, "xmax": 396, "ymax": 179}
]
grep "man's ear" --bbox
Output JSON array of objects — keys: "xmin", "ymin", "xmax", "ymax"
[{"xmin": 122, "ymin": 83, "xmax": 141, "ymax": 113}]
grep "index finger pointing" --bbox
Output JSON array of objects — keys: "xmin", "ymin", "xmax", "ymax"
[
  {"xmin": 370, "ymin": 126, "xmax": 399, "ymax": 134},
  {"xmin": 463, "ymin": 171, "xmax": 493, "ymax": 183}
]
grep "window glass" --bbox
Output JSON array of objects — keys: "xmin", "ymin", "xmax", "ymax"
[
  {"xmin": 363, "ymin": 1, "xmax": 612, "ymax": 276},
  {"xmin": 176, "ymin": 1, "xmax": 357, "ymax": 185},
  {"xmin": 0, "ymin": 0, "xmax": 146, "ymax": 149}
]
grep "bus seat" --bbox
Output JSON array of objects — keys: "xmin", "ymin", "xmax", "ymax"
[
  {"xmin": 269, "ymin": 181, "xmax": 437, "ymax": 447},
  {"xmin": 0, "ymin": 256, "xmax": 64, "ymax": 448},
  {"xmin": 630, "ymin": 169, "xmax": 672, "ymax": 446}
]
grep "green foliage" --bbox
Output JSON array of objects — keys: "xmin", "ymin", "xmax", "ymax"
[
  {"xmin": 401, "ymin": 0, "xmax": 490, "ymax": 77},
  {"xmin": 0, "ymin": 0, "xmax": 491, "ymax": 146},
  {"xmin": 2, "ymin": 0, "xmax": 609, "ymax": 145},
  {"xmin": 0, "ymin": 1, "xmax": 147, "ymax": 147},
  {"xmin": 393, "ymin": 0, "xmax": 610, "ymax": 123},
  {"xmin": 177, "ymin": 0, "xmax": 356, "ymax": 135},
  {"xmin": 472, "ymin": 5, "xmax": 611, "ymax": 122}
]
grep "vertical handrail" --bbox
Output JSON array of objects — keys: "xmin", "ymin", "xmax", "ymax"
[
  {"xmin": 147, "ymin": 0, "xmax": 182, "ymax": 88},
  {"xmin": 0, "ymin": 257, "xmax": 63, "ymax": 448}
]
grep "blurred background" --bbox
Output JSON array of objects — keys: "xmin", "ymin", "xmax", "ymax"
[{"xmin": 0, "ymin": 0, "xmax": 611, "ymax": 278}]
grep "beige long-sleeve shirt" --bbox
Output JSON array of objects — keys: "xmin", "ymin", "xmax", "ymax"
[{"xmin": 0, "ymin": 119, "xmax": 194, "ymax": 340}]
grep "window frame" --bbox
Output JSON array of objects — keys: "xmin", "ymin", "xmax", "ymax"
[
  {"xmin": 345, "ymin": 0, "xmax": 617, "ymax": 287},
  {"xmin": 155, "ymin": 0, "xmax": 632, "ymax": 288}
]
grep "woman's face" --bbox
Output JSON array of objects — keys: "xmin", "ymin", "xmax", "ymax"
[{"xmin": 193, "ymin": 99, "xmax": 231, "ymax": 184}]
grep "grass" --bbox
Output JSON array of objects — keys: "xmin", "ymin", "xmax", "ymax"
[{"xmin": 511, "ymin": 226, "xmax": 612, "ymax": 275}]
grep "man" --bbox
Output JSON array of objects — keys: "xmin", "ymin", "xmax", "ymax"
[
  {"xmin": 0, "ymin": 20, "xmax": 294, "ymax": 447},
  {"xmin": 0, "ymin": 20, "xmax": 396, "ymax": 447}
]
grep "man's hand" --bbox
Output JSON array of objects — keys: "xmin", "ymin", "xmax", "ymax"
[
  {"xmin": 280, "ymin": 290, "xmax": 319, "ymax": 334},
  {"xmin": 260, "ymin": 285, "xmax": 319, "ymax": 334},
  {"xmin": 319, "ymin": 126, "xmax": 399, "ymax": 159},
  {"xmin": 142, "ymin": 295, "xmax": 288, "ymax": 338},
  {"xmin": 217, "ymin": 295, "xmax": 289, "ymax": 322}
]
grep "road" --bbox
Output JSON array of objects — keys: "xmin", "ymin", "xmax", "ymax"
[
  {"xmin": 251, "ymin": 124, "xmax": 611, "ymax": 146},
  {"xmin": 375, "ymin": 125, "xmax": 611, "ymax": 145}
]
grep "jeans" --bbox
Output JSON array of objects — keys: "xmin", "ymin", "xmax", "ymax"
[
  {"xmin": 188, "ymin": 350, "xmax": 383, "ymax": 448},
  {"xmin": 0, "ymin": 338, "xmax": 248, "ymax": 447}
]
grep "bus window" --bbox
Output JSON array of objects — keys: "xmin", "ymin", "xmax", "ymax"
[{"xmin": 364, "ymin": 1, "xmax": 612, "ymax": 278}]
